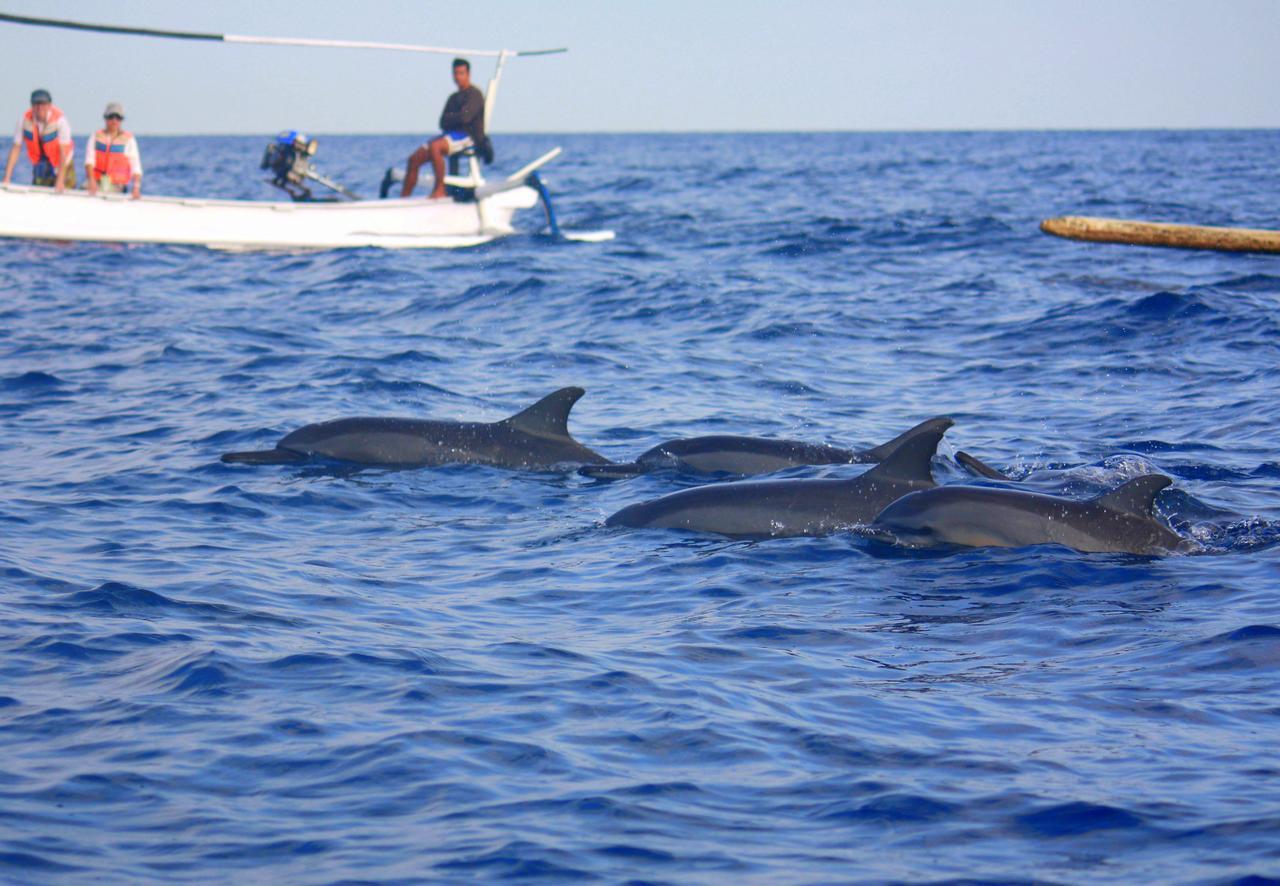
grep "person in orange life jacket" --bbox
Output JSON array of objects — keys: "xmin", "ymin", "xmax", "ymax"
[
  {"xmin": 401, "ymin": 57, "xmax": 488, "ymax": 200},
  {"xmin": 3, "ymin": 88, "xmax": 75, "ymax": 192},
  {"xmin": 85, "ymin": 102, "xmax": 142, "ymax": 199}
]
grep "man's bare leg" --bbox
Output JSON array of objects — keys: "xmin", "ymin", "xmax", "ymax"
[
  {"xmin": 401, "ymin": 146, "xmax": 429, "ymax": 197},
  {"xmin": 427, "ymin": 138, "xmax": 449, "ymax": 199}
]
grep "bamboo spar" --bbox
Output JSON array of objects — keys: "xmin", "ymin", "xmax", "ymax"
[
  {"xmin": 0, "ymin": 12, "xmax": 566, "ymax": 57},
  {"xmin": 1041, "ymin": 216, "xmax": 1280, "ymax": 255}
]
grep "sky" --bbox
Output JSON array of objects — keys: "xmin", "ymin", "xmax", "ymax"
[{"xmin": 0, "ymin": 0, "xmax": 1277, "ymax": 135}]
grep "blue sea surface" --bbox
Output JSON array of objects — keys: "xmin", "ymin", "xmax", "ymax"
[{"xmin": 1, "ymin": 131, "xmax": 1279, "ymax": 881}]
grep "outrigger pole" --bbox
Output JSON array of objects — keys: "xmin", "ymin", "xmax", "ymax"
[
  {"xmin": 0, "ymin": 11, "xmax": 563, "ymax": 134},
  {"xmin": 0, "ymin": 12, "xmax": 567, "ymax": 57}
]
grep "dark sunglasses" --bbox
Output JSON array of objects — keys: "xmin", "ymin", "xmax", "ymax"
[{"xmin": 104, "ymin": 113, "xmax": 123, "ymax": 121}]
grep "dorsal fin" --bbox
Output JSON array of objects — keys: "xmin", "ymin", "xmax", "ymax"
[
  {"xmin": 1093, "ymin": 474, "xmax": 1172, "ymax": 516},
  {"xmin": 501, "ymin": 387, "xmax": 585, "ymax": 439},
  {"xmin": 861, "ymin": 417, "xmax": 954, "ymax": 461},
  {"xmin": 956, "ymin": 450, "xmax": 1012, "ymax": 481},
  {"xmin": 860, "ymin": 419, "xmax": 951, "ymax": 483}
]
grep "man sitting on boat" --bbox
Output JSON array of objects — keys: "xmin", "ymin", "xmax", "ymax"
[
  {"xmin": 85, "ymin": 102, "xmax": 143, "ymax": 200},
  {"xmin": 401, "ymin": 57, "xmax": 491, "ymax": 200},
  {"xmin": 3, "ymin": 89, "xmax": 75, "ymax": 192}
]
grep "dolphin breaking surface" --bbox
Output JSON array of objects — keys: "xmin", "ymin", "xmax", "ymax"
[
  {"xmin": 221, "ymin": 388, "xmax": 1194, "ymax": 555},
  {"xmin": 604, "ymin": 419, "xmax": 952, "ymax": 538},
  {"xmin": 579, "ymin": 416, "xmax": 956, "ymax": 480},
  {"xmin": 871, "ymin": 475, "xmax": 1194, "ymax": 556},
  {"xmin": 221, "ymin": 387, "xmax": 607, "ymax": 470}
]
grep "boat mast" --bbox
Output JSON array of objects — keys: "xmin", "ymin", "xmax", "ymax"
[{"xmin": 484, "ymin": 51, "xmax": 512, "ymax": 132}]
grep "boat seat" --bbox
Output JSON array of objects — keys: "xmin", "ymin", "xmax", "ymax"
[
  {"xmin": 447, "ymin": 137, "xmax": 494, "ymax": 175},
  {"xmin": 443, "ymin": 137, "xmax": 495, "ymax": 199},
  {"xmin": 448, "ymin": 146, "xmax": 478, "ymax": 176}
]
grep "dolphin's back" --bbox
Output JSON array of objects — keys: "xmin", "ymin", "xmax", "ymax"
[
  {"xmin": 278, "ymin": 417, "xmax": 469, "ymax": 465},
  {"xmin": 278, "ymin": 414, "xmax": 602, "ymax": 469},
  {"xmin": 875, "ymin": 486, "xmax": 1064, "ymax": 549},
  {"xmin": 639, "ymin": 436, "xmax": 860, "ymax": 475},
  {"xmin": 605, "ymin": 477, "xmax": 860, "ymax": 538},
  {"xmin": 582, "ymin": 416, "xmax": 956, "ymax": 481},
  {"xmin": 874, "ymin": 477, "xmax": 1188, "ymax": 555},
  {"xmin": 220, "ymin": 386, "xmax": 606, "ymax": 470},
  {"xmin": 606, "ymin": 419, "xmax": 953, "ymax": 538},
  {"xmin": 580, "ymin": 436, "xmax": 854, "ymax": 480}
]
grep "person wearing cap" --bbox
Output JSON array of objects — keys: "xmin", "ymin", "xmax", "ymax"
[
  {"xmin": 400, "ymin": 57, "xmax": 491, "ymax": 200},
  {"xmin": 4, "ymin": 88, "xmax": 75, "ymax": 192},
  {"xmin": 85, "ymin": 102, "xmax": 143, "ymax": 199}
]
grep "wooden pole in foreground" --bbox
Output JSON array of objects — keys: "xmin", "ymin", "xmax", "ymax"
[{"xmin": 1041, "ymin": 216, "xmax": 1280, "ymax": 255}]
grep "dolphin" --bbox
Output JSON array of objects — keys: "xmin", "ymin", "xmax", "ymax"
[
  {"xmin": 221, "ymin": 387, "xmax": 607, "ymax": 470},
  {"xmin": 580, "ymin": 416, "xmax": 961, "ymax": 480},
  {"xmin": 955, "ymin": 450, "xmax": 1013, "ymax": 481},
  {"xmin": 603, "ymin": 419, "xmax": 951, "ymax": 538},
  {"xmin": 871, "ymin": 475, "xmax": 1195, "ymax": 556}
]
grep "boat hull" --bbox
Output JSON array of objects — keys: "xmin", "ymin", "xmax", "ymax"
[{"xmin": 0, "ymin": 183, "xmax": 540, "ymax": 250}]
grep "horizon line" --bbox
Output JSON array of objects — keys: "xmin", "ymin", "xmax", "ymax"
[{"xmin": 121, "ymin": 125, "xmax": 1280, "ymax": 137}]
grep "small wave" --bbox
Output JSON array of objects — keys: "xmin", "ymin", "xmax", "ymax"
[
  {"xmin": 1210, "ymin": 273, "xmax": 1280, "ymax": 293},
  {"xmin": 740, "ymin": 321, "xmax": 824, "ymax": 341},
  {"xmin": 161, "ymin": 652, "xmax": 238, "ymax": 696},
  {"xmin": 1014, "ymin": 801, "xmax": 1148, "ymax": 837},
  {"xmin": 1125, "ymin": 290, "xmax": 1216, "ymax": 321},
  {"xmin": 159, "ymin": 344, "xmax": 197, "ymax": 360},
  {"xmin": 609, "ymin": 176, "xmax": 655, "ymax": 193},
  {"xmin": 65, "ymin": 582, "xmax": 178, "ymax": 613},
  {"xmin": 0, "ymin": 852, "xmax": 84, "ymax": 872},
  {"xmin": 20, "ymin": 637, "xmax": 120, "ymax": 662},
  {"xmin": 1178, "ymin": 623, "xmax": 1280, "ymax": 671},
  {"xmin": 255, "ymin": 650, "xmax": 443, "ymax": 680},
  {"xmin": 817, "ymin": 793, "xmax": 957, "ymax": 823},
  {"xmin": 47, "ymin": 582, "xmax": 295, "ymax": 627},
  {"xmin": 760, "ymin": 235, "xmax": 846, "ymax": 258},
  {"xmin": 1, "ymin": 371, "xmax": 67, "ymax": 392},
  {"xmin": 434, "ymin": 840, "xmax": 595, "ymax": 878},
  {"xmin": 1191, "ymin": 624, "xmax": 1280, "ymax": 646},
  {"xmin": 726, "ymin": 625, "xmax": 852, "ymax": 645},
  {"xmin": 198, "ymin": 839, "xmax": 333, "ymax": 862},
  {"xmin": 489, "ymin": 641, "xmax": 592, "ymax": 663}
]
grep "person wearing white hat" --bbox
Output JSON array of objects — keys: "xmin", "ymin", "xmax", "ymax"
[{"xmin": 85, "ymin": 102, "xmax": 143, "ymax": 199}]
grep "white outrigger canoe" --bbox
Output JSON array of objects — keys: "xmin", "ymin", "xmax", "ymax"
[
  {"xmin": 0, "ymin": 160, "xmax": 546, "ymax": 251},
  {"xmin": 0, "ymin": 12, "xmax": 611, "ymax": 251}
]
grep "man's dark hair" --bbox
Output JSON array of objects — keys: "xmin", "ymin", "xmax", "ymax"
[{"xmin": 452, "ymin": 58, "xmax": 470, "ymax": 72}]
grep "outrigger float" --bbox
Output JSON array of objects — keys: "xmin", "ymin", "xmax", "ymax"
[
  {"xmin": 1041, "ymin": 216, "xmax": 1280, "ymax": 255},
  {"xmin": 0, "ymin": 12, "xmax": 612, "ymax": 250}
]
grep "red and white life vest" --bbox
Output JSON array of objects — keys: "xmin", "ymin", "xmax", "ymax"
[
  {"xmin": 92, "ymin": 129, "xmax": 134, "ymax": 186},
  {"xmin": 22, "ymin": 105, "xmax": 69, "ymax": 167}
]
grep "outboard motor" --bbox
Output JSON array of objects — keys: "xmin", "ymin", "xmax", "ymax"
[
  {"xmin": 261, "ymin": 130, "xmax": 359, "ymax": 202},
  {"xmin": 379, "ymin": 166, "xmax": 403, "ymax": 200}
]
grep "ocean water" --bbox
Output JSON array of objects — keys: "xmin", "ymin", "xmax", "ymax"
[{"xmin": 1, "ymin": 131, "xmax": 1279, "ymax": 882}]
